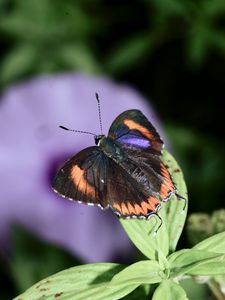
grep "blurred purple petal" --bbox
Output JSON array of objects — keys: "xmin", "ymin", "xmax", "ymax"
[{"xmin": 0, "ymin": 73, "xmax": 165, "ymax": 262}]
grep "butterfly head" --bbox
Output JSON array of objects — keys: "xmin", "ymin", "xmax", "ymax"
[{"xmin": 94, "ymin": 134, "xmax": 105, "ymax": 146}]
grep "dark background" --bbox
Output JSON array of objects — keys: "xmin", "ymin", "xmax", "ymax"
[{"xmin": 0, "ymin": 0, "xmax": 225, "ymax": 298}]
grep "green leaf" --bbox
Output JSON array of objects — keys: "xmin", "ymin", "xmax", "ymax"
[
  {"xmin": 151, "ymin": 0, "xmax": 190, "ymax": 19},
  {"xmin": 119, "ymin": 150, "xmax": 187, "ymax": 260},
  {"xmin": 187, "ymin": 260, "xmax": 225, "ymax": 276},
  {"xmin": 111, "ymin": 260, "xmax": 164, "ymax": 285},
  {"xmin": 152, "ymin": 280, "xmax": 188, "ymax": 300},
  {"xmin": 119, "ymin": 217, "xmax": 169, "ymax": 260},
  {"xmin": 202, "ymin": 0, "xmax": 225, "ymax": 18},
  {"xmin": 158, "ymin": 249, "xmax": 170, "ymax": 271},
  {"xmin": 59, "ymin": 43, "xmax": 101, "ymax": 73},
  {"xmin": 106, "ymin": 34, "xmax": 151, "ymax": 73},
  {"xmin": 160, "ymin": 150, "xmax": 188, "ymax": 253},
  {"xmin": 187, "ymin": 24, "xmax": 209, "ymax": 66},
  {"xmin": 193, "ymin": 231, "xmax": 225, "ymax": 254},
  {"xmin": 14, "ymin": 263, "xmax": 138, "ymax": 300},
  {"xmin": 0, "ymin": 44, "xmax": 37, "ymax": 84},
  {"xmin": 168, "ymin": 249, "xmax": 221, "ymax": 266},
  {"xmin": 169, "ymin": 249, "xmax": 223, "ymax": 277}
]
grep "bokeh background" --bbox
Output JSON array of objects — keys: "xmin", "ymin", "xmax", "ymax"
[{"xmin": 0, "ymin": 1, "xmax": 225, "ymax": 299}]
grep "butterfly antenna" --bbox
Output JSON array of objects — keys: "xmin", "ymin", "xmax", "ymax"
[
  {"xmin": 59, "ymin": 126, "xmax": 96, "ymax": 136},
  {"xmin": 95, "ymin": 92, "xmax": 103, "ymax": 134}
]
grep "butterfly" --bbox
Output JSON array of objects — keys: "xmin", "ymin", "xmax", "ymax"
[{"xmin": 52, "ymin": 106, "xmax": 184, "ymax": 220}]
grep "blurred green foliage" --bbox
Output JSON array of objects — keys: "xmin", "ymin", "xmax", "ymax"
[
  {"xmin": 187, "ymin": 209, "xmax": 225, "ymax": 246},
  {"xmin": 0, "ymin": 0, "xmax": 103, "ymax": 84},
  {"xmin": 167, "ymin": 125, "xmax": 225, "ymax": 212},
  {"xmin": 1, "ymin": 0, "xmax": 225, "ymax": 86}
]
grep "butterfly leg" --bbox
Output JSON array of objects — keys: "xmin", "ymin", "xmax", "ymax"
[
  {"xmin": 175, "ymin": 193, "xmax": 187, "ymax": 211},
  {"xmin": 147, "ymin": 213, "xmax": 163, "ymax": 236},
  {"xmin": 153, "ymin": 213, "xmax": 163, "ymax": 236}
]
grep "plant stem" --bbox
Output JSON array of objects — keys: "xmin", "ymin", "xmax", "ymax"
[{"xmin": 208, "ymin": 279, "xmax": 225, "ymax": 300}]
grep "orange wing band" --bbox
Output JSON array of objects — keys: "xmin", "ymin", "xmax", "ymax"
[
  {"xmin": 70, "ymin": 165, "xmax": 96, "ymax": 197},
  {"xmin": 124, "ymin": 119, "xmax": 154, "ymax": 140},
  {"xmin": 112, "ymin": 196, "xmax": 160, "ymax": 217},
  {"xmin": 159, "ymin": 163, "xmax": 175, "ymax": 199}
]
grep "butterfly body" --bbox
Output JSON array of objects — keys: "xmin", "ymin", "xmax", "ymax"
[
  {"xmin": 52, "ymin": 109, "xmax": 176, "ymax": 219},
  {"xmin": 99, "ymin": 136, "xmax": 125, "ymax": 162}
]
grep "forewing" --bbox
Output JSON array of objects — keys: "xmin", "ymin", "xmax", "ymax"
[
  {"xmin": 108, "ymin": 109, "xmax": 163, "ymax": 155},
  {"xmin": 52, "ymin": 147, "xmax": 108, "ymax": 208}
]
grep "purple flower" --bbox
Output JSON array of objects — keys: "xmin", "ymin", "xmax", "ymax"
[{"xmin": 0, "ymin": 73, "xmax": 164, "ymax": 262}]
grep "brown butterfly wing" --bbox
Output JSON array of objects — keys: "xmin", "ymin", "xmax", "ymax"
[
  {"xmin": 52, "ymin": 145, "xmax": 161, "ymax": 218},
  {"xmin": 120, "ymin": 149, "xmax": 176, "ymax": 201},
  {"xmin": 106, "ymin": 157, "xmax": 161, "ymax": 218},
  {"xmin": 108, "ymin": 109, "xmax": 164, "ymax": 155},
  {"xmin": 52, "ymin": 147, "xmax": 108, "ymax": 208},
  {"xmin": 52, "ymin": 109, "xmax": 176, "ymax": 218},
  {"xmin": 108, "ymin": 109, "xmax": 175, "ymax": 201}
]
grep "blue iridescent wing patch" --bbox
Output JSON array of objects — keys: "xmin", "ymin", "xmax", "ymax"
[
  {"xmin": 108, "ymin": 109, "xmax": 163, "ymax": 154},
  {"xmin": 117, "ymin": 132, "xmax": 151, "ymax": 148}
]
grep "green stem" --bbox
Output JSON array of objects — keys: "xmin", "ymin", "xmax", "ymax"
[{"xmin": 208, "ymin": 279, "xmax": 225, "ymax": 300}]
